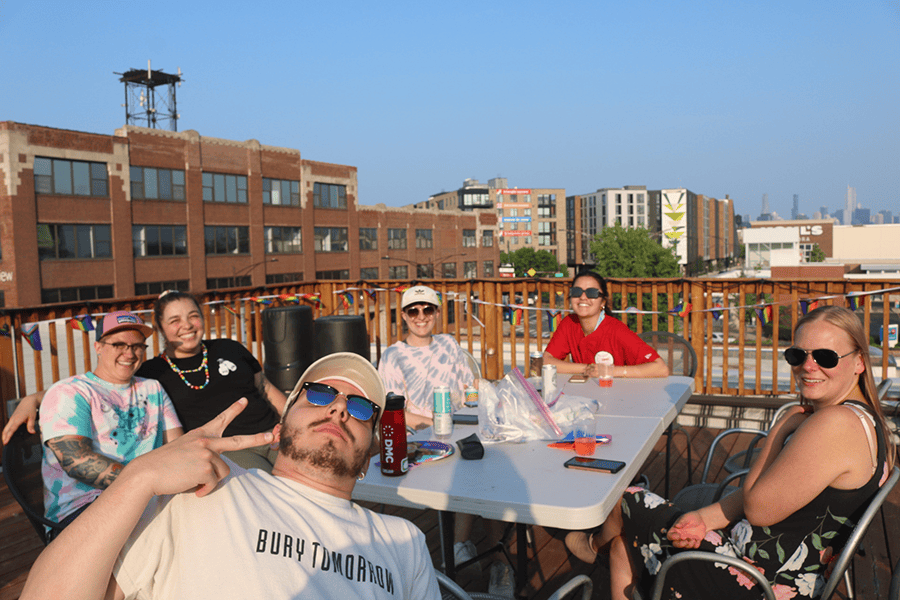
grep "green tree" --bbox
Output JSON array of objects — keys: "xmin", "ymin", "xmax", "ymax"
[
  {"xmin": 589, "ymin": 223, "xmax": 680, "ymax": 278},
  {"xmin": 500, "ymin": 247, "xmax": 569, "ymax": 278},
  {"xmin": 588, "ymin": 224, "xmax": 681, "ymax": 330},
  {"xmin": 808, "ymin": 244, "xmax": 826, "ymax": 262}
]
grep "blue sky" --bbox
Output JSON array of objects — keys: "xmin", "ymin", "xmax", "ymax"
[{"xmin": 2, "ymin": 1, "xmax": 898, "ymax": 220}]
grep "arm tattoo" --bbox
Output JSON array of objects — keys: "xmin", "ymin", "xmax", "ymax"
[{"xmin": 46, "ymin": 436, "xmax": 124, "ymax": 490}]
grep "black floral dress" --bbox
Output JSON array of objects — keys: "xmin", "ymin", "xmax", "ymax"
[{"xmin": 622, "ymin": 401, "xmax": 888, "ymax": 599}]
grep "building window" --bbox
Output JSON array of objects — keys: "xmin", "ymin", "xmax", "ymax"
[
  {"xmin": 313, "ymin": 183, "xmax": 347, "ymax": 209},
  {"xmin": 482, "ymin": 230, "xmax": 494, "ymax": 247},
  {"xmin": 266, "ymin": 273, "xmax": 303, "ymax": 285},
  {"xmin": 415, "ymin": 229, "xmax": 433, "ymax": 249},
  {"xmin": 135, "ymin": 280, "xmax": 189, "ymax": 296},
  {"xmin": 387, "ymin": 229, "xmax": 407, "ymax": 250},
  {"xmin": 538, "ymin": 222, "xmax": 555, "ymax": 246},
  {"xmin": 34, "ymin": 157, "xmax": 108, "ymax": 197},
  {"xmin": 204, "ymin": 226, "xmax": 250, "ymax": 254},
  {"xmin": 483, "ymin": 261, "xmax": 494, "ymax": 277},
  {"xmin": 360, "ymin": 267, "xmax": 379, "ymax": 279},
  {"xmin": 264, "ymin": 226, "xmax": 302, "ymax": 254},
  {"xmin": 207, "ymin": 276, "xmax": 251, "ymax": 290},
  {"xmin": 42, "ymin": 285, "xmax": 114, "ymax": 304},
  {"xmin": 316, "ymin": 269, "xmax": 350, "ymax": 280},
  {"xmin": 314, "ymin": 227, "xmax": 348, "ymax": 252},
  {"xmin": 359, "ymin": 228, "xmax": 378, "ymax": 251},
  {"xmin": 37, "ymin": 224, "xmax": 112, "ymax": 260},
  {"xmin": 442, "ymin": 263, "xmax": 457, "ymax": 278},
  {"xmin": 130, "ymin": 167, "xmax": 185, "ymax": 200},
  {"xmin": 388, "ymin": 265, "xmax": 408, "ymax": 279},
  {"xmin": 463, "ymin": 261, "xmax": 477, "ymax": 278},
  {"xmin": 417, "ymin": 264, "xmax": 434, "ymax": 278},
  {"xmin": 462, "ymin": 230, "xmax": 476, "ymax": 247},
  {"xmin": 263, "ymin": 178, "xmax": 300, "ymax": 205},
  {"xmin": 202, "ymin": 172, "xmax": 248, "ymax": 203},
  {"xmin": 133, "ymin": 225, "xmax": 187, "ymax": 257}
]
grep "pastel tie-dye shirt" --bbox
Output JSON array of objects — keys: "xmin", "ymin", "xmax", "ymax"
[
  {"xmin": 39, "ymin": 372, "xmax": 181, "ymax": 522},
  {"xmin": 378, "ymin": 334, "xmax": 474, "ymax": 418}
]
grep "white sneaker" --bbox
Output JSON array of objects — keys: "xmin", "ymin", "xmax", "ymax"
[
  {"xmin": 454, "ymin": 540, "xmax": 481, "ymax": 574},
  {"xmin": 488, "ymin": 561, "xmax": 514, "ymax": 598}
]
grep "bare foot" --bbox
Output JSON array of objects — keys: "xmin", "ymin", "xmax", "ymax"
[{"xmin": 565, "ymin": 531, "xmax": 598, "ymax": 563}]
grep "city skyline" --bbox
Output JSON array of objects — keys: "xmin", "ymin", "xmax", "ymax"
[{"xmin": 1, "ymin": 1, "xmax": 897, "ymax": 222}]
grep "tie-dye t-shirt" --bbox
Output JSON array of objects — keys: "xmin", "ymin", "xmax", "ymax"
[
  {"xmin": 378, "ymin": 334, "xmax": 474, "ymax": 418},
  {"xmin": 39, "ymin": 372, "xmax": 181, "ymax": 522}
]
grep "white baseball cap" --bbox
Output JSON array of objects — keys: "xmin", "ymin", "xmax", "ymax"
[{"xmin": 401, "ymin": 285, "xmax": 441, "ymax": 310}]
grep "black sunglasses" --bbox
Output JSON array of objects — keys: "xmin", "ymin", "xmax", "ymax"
[
  {"xmin": 569, "ymin": 287, "xmax": 602, "ymax": 299},
  {"xmin": 299, "ymin": 382, "xmax": 380, "ymax": 426},
  {"xmin": 405, "ymin": 305, "xmax": 436, "ymax": 318},
  {"xmin": 784, "ymin": 347, "xmax": 857, "ymax": 369}
]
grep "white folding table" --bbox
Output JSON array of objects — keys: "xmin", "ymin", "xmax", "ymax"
[{"xmin": 352, "ymin": 375, "xmax": 694, "ymax": 594}]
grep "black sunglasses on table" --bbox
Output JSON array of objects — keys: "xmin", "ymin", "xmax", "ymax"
[
  {"xmin": 783, "ymin": 347, "xmax": 857, "ymax": 369},
  {"xmin": 569, "ymin": 287, "xmax": 602, "ymax": 299},
  {"xmin": 299, "ymin": 382, "xmax": 380, "ymax": 426}
]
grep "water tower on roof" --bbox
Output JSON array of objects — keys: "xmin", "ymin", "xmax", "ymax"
[{"xmin": 115, "ymin": 60, "xmax": 183, "ymax": 131}]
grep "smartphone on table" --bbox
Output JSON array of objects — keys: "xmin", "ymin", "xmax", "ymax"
[
  {"xmin": 564, "ymin": 456, "xmax": 626, "ymax": 473},
  {"xmin": 569, "ymin": 374, "xmax": 588, "ymax": 384}
]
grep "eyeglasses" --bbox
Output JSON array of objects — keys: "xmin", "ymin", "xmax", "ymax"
[
  {"xmin": 405, "ymin": 305, "xmax": 436, "ymax": 318},
  {"xmin": 300, "ymin": 382, "xmax": 380, "ymax": 425},
  {"xmin": 784, "ymin": 347, "xmax": 857, "ymax": 369},
  {"xmin": 99, "ymin": 341, "xmax": 148, "ymax": 354},
  {"xmin": 569, "ymin": 287, "xmax": 602, "ymax": 299}
]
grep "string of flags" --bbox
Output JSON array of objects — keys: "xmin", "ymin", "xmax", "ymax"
[{"xmin": 5, "ymin": 285, "xmax": 899, "ymax": 353}]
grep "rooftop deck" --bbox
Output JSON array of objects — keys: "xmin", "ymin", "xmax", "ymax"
[{"xmin": 2, "ymin": 426, "xmax": 897, "ymax": 599}]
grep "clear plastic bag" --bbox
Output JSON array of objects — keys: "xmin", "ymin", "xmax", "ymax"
[{"xmin": 476, "ymin": 371, "xmax": 601, "ymax": 444}]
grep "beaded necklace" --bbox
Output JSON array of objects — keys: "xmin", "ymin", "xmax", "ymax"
[{"xmin": 162, "ymin": 342, "xmax": 210, "ymax": 390}]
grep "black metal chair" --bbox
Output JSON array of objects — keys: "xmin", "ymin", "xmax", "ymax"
[
  {"xmin": 638, "ymin": 331, "xmax": 697, "ymax": 497},
  {"xmin": 1, "ymin": 424, "xmax": 64, "ymax": 545},
  {"xmin": 651, "ymin": 466, "xmax": 900, "ymax": 600}
]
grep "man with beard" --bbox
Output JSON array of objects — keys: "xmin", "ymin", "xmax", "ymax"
[{"xmin": 21, "ymin": 353, "xmax": 440, "ymax": 600}]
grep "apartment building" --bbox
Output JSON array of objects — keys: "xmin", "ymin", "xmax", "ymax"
[{"xmin": 0, "ymin": 122, "xmax": 499, "ymax": 308}]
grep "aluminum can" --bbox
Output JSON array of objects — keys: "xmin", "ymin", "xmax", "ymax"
[
  {"xmin": 464, "ymin": 386, "xmax": 478, "ymax": 407},
  {"xmin": 380, "ymin": 393, "xmax": 408, "ymax": 476},
  {"xmin": 433, "ymin": 386, "xmax": 453, "ymax": 438},
  {"xmin": 542, "ymin": 364, "xmax": 557, "ymax": 404},
  {"xmin": 529, "ymin": 352, "xmax": 543, "ymax": 378}
]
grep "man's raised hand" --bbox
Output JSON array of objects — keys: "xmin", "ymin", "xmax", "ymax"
[{"xmin": 125, "ymin": 398, "xmax": 274, "ymax": 498}]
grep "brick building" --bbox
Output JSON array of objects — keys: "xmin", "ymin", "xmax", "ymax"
[{"xmin": 0, "ymin": 122, "xmax": 499, "ymax": 308}]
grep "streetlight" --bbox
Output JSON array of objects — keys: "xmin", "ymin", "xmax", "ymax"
[{"xmin": 232, "ymin": 257, "xmax": 278, "ymax": 284}]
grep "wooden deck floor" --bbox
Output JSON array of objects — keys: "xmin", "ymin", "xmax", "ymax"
[{"xmin": 2, "ymin": 427, "xmax": 898, "ymax": 599}]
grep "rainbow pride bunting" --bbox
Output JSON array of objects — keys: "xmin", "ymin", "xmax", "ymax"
[
  {"xmin": 511, "ymin": 308, "xmax": 523, "ymax": 326},
  {"xmin": 339, "ymin": 292, "xmax": 354, "ymax": 309},
  {"xmin": 278, "ymin": 294, "xmax": 300, "ymax": 303},
  {"xmin": 755, "ymin": 305, "xmax": 773, "ymax": 325},
  {"xmin": 712, "ymin": 303, "xmax": 723, "ymax": 321},
  {"xmin": 69, "ymin": 314, "xmax": 95, "ymax": 332},
  {"xmin": 21, "ymin": 324, "xmax": 42, "ymax": 351},
  {"xmin": 392, "ymin": 285, "xmax": 411, "ymax": 294},
  {"xmin": 300, "ymin": 293, "xmax": 322, "ymax": 306},
  {"xmin": 249, "ymin": 296, "xmax": 274, "ymax": 305},
  {"xmin": 799, "ymin": 299, "xmax": 819, "ymax": 315},
  {"xmin": 847, "ymin": 294, "xmax": 862, "ymax": 311},
  {"xmin": 223, "ymin": 305, "xmax": 241, "ymax": 318},
  {"xmin": 546, "ymin": 310, "xmax": 563, "ymax": 332},
  {"xmin": 670, "ymin": 303, "xmax": 692, "ymax": 317}
]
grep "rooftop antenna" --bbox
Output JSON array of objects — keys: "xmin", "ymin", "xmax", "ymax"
[{"xmin": 115, "ymin": 60, "xmax": 184, "ymax": 131}]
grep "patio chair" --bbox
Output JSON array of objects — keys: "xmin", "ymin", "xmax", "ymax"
[
  {"xmin": 723, "ymin": 400, "xmax": 801, "ymax": 474},
  {"xmin": 638, "ymin": 331, "xmax": 697, "ymax": 498},
  {"xmin": 649, "ymin": 466, "xmax": 900, "ymax": 600},
  {"xmin": 1, "ymin": 423, "xmax": 63, "ymax": 545},
  {"xmin": 877, "ymin": 378, "xmax": 892, "ymax": 401},
  {"xmin": 462, "ymin": 348, "xmax": 481, "ymax": 379},
  {"xmin": 435, "ymin": 569, "xmax": 592, "ymax": 600},
  {"xmin": 671, "ymin": 427, "xmax": 770, "ymax": 511}
]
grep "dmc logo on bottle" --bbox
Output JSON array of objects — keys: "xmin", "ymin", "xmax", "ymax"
[{"xmin": 384, "ymin": 438, "xmax": 394, "ymax": 464}]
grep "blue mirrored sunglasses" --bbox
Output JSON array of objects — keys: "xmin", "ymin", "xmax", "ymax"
[{"xmin": 301, "ymin": 382, "xmax": 380, "ymax": 426}]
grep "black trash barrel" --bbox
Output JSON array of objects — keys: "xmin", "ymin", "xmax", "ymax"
[
  {"xmin": 262, "ymin": 305, "xmax": 315, "ymax": 393},
  {"xmin": 313, "ymin": 315, "xmax": 369, "ymax": 362}
]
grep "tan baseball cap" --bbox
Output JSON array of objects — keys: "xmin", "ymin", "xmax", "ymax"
[
  {"xmin": 284, "ymin": 352, "xmax": 386, "ymax": 428},
  {"xmin": 401, "ymin": 285, "xmax": 441, "ymax": 310}
]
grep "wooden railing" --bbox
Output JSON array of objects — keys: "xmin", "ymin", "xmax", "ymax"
[{"xmin": 2, "ymin": 277, "xmax": 899, "ymax": 429}]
